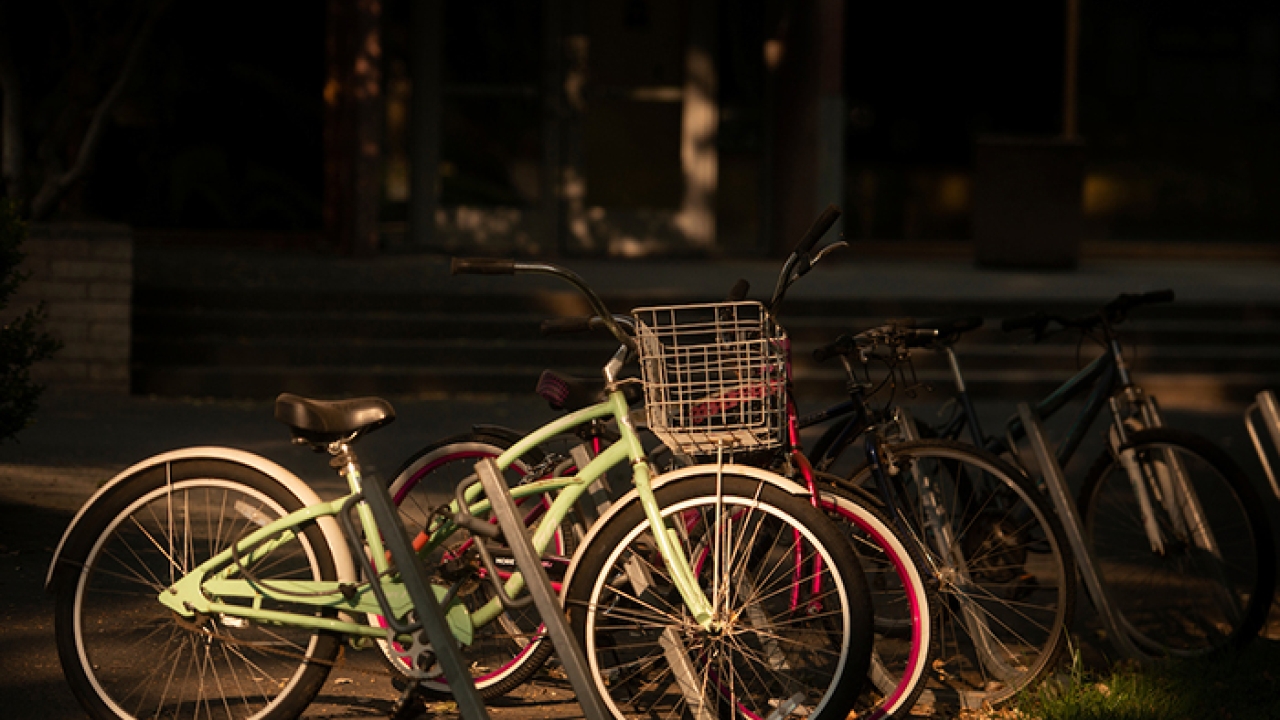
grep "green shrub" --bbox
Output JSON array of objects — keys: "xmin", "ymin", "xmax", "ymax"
[{"xmin": 0, "ymin": 200, "xmax": 60, "ymax": 441}]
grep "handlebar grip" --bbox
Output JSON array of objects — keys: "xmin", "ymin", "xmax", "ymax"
[
  {"xmin": 904, "ymin": 328, "xmax": 940, "ymax": 348},
  {"xmin": 813, "ymin": 333, "xmax": 855, "ymax": 363},
  {"xmin": 451, "ymin": 257, "xmax": 517, "ymax": 275},
  {"xmin": 540, "ymin": 316, "xmax": 596, "ymax": 335},
  {"xmin": 1001, "ymin": 312, "xmax": 1044, "ymax": 333},
  {"xmin": 727, "ymin": 278, "xmax": 750, "ymax": 302},
  {"xmin": 794, "ymin": 204, "xmax": 842, "ymax": 256},
  {"xmin": 949, "ymin": 316, "xmax": 985, "ymax": 333},
  {"xmin": 1106, "ymin": 288, "xmax": 1176, "ymax": 316}
]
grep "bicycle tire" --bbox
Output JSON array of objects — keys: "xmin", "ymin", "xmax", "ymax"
[
  {"xmin": 1078, "ymin": 427, "xmax": 1276, "ymax": 657},
  {"xmin": 848, "ymin": 440, "xmax": 1075, "ymax": 709},
  {"xmin": 564, "ymin": 472, "xmax": 874, "ymax": 720},
  {"xmin": 53, "ymin": 458, "xmax": 340, "ymax": 720},
  {"xmin": 378, "ymin": 431, "xmax": 568, "ymax": 699},
  {"xmin": 817, "ymin": 485, "xmax": 935, "ymax": 719}
]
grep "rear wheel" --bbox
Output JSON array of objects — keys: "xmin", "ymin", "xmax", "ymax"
[
  {"xmin": 1078, "ymin": 428, "xmax": 1275, "ymax": 656},
  {"xmin": 380, "ymin": 432, "xmax": 569, "ymax": 698},
  {"xmin": 53, "ymin": 459, "xmax": 339, "ymax": 720}
]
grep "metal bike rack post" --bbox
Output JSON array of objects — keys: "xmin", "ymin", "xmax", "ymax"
[
  {"xmin": 1245, "ymin": 389, "xmax": 1280, "ymax": 501},
  {"xmin": 359, "ymin": 476, "xmax": 492, "ymax": 720},
  {"xmin": 1016, "ymin": 403, "xmax": 1149, "ymax": 663},
  {"xmin": 474, "ymin": 459, "xmax": 610, "ymax": 720}
]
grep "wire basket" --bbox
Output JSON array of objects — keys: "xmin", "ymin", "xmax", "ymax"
[{"xmin": 633, "ymin": 301, "xmax": 788, "ymax": 456}]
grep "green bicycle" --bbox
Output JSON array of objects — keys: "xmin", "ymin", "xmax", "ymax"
[{"xmin": 47, "ymin": 257, "xmax": 874, "ymax": 720}]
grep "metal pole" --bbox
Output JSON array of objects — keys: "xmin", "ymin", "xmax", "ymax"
[
  {"xmin": 1063, "ymin": 0, "xmax": 1080, "ymax": 140},
  {"xmin": 1016, "ymin": 403, "xmax": 1148, "ymax": 662},
  {"xmin": 474, "ymin": 459, "xmax": 610, "ymax": 720},
  {"xmin": 358, "ymin": 466, "xmax": 491, "ymax": 720},
  {"xmin": 409, "ymin": 0, "xmax": 442, "ymax": 249}
]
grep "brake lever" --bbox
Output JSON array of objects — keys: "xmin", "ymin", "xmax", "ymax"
[{"xmin": 810, "ymin": 240, "xmax": 849, "ymax": 265}]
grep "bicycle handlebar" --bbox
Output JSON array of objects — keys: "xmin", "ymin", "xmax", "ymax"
[
  {"xmin": 452, "ymin": 258, "xmax": 637, "ymax": 353},
  {"xmin": 540, "ymin": 316, "xmax": 595, "ymax": 335},
  {"xmin": 1001, "ymin": 312, "xmax": 1047, "ymax": 333},
  {"xmin": 1105, "ymin": 289, "xmax": 1175, "ymax": 315},
  {"xmin": 902, "ymin": 328, "xmax": 942, "ymax": 348},
  {"xmin": 1001, "ymin": 288, "xmax": 1175, "ymax": 341},
  {"xmin": 795, "ymin": 204, "xmax": 842, "ymax": 256},
  {"xmin": 450, "ymin": 257, "xmax": 517, "ymax": 275},
  {"xmin": 540, "ymin": 315, "xmax": 637, "ymax": 336},
  {"xmin": 770, "ymin": 206, "xmax": 842, "ymax": 311},
  {"xmin": 812, "ymin": 325, "xmax": 937, "ymax": 362},
  {"xmin": 917, "ymin": 316, "xmax": 984, "ymax": 342},
  {"xmin": 813, "ymin": 334, "xmax": 856, "ymax": 363}
]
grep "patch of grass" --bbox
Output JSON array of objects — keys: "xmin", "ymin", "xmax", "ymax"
[{"xmin": 1013, "ymin": 639, "xmax": 1280, "ymax": 720}]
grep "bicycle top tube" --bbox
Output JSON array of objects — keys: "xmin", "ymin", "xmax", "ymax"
[{"xmin": 996, "ymin": 351, "xmax": 1115, "ymax": 461}]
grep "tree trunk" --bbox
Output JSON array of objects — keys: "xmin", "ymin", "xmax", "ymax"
[
  {"xmin": 325, "ymin": 0, "xmax": 384, "ymax": 255},
  {"xmin": 27, "ymin": 0, "xmax": 167, "ymax": 220}
]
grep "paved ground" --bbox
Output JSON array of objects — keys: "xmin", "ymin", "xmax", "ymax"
[
  {"xmin": 0, "ymin": 389, "xmax": 573, "ymax": 720},
  {"xmin": 2, "ymin": 387, "xmax": 1279, "ymax": 719},
  {"xmin": 5, "ymin": 249, "xmax": 1280, "ymax": 719}
]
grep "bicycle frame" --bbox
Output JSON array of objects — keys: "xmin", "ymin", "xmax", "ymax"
[
  {"xmin": 799, "ymin": 334, "xmax": 1078, "ymax": 697},
  {"xmin": 940, "ymin": 317, "xmax": 1236, "ymax": 656},
  {"xmin": 157, "ymin": 385, "xmax": 722, "ymax": 644}
]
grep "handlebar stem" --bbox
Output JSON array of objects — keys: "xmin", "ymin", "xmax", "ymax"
[{"xmin": 603, "ymin": 345, "xmax": 630, "ymax": 385}]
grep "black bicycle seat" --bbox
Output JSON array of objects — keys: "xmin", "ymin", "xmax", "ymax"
[{"xmin": 274, "ymin": 393, "xmax": 396, "ymax": 444}]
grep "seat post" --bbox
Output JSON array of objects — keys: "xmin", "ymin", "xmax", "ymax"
[{"xmin": 327, "ymin": 438, "xmax": 365, "ymax": 493}]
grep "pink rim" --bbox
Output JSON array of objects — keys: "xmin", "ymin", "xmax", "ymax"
[
  {"xmin": 825, "ymin": 498, "xmax": 924, "ymax": 719},
  {"xmin": 379, "ymin": 447, "xmax": 563, "ymax": 686}
]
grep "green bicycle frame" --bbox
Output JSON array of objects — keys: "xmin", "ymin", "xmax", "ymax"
[{"xmin": 158, "ymin": 387, "xmax": 718, "ymax": 645}]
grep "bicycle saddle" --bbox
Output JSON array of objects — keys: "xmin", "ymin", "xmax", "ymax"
[{"xmin": 274, "ymin": 392, "xmax": 396, "ymax": 444}]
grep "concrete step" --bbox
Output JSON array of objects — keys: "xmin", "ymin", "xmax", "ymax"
[
  {"xmin": 130, "ymin": 245, "xmax": 1280, "ymax": 406},
  {"xmin": 131, "ymin": 361, "xmax": 1280, "ymax": 409}
]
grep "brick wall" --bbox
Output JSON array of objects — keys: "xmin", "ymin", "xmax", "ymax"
[{"xmin": 11, "ymin": 223, "xmax": 132, "ymax": 393}]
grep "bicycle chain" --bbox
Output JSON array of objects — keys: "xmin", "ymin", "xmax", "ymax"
[
  {"xmin": 171, "ymin": 611, "xmax": 406, "ymax": 679},
  {"xmin": 168, "ymin": 610, "xmax": 548, "ymax": 681}
]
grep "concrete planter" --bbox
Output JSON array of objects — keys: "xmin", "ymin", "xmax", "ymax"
[
  {"xmin": 974, "ymin": 136, "xmax": 1085, "ymax": 270},
  {"xmin": 13, "ymin": 223, "xmax": 132, "ymax": 394}
]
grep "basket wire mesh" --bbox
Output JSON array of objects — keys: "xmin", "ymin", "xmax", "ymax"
[{"xmin": 633, "ymin": 301, "xmax": 788, "ymax": 456}]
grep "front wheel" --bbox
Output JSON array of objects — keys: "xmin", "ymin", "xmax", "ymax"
[
  {"xmin": 53, "ymin": 459, "xmax": 340, "ymax": 720},
  {"xmin": 1078, "ymin": 427, "xmax": 1276, "ymax": 657},
  {"xmin": 565, "ymin": 473, "xmax": 874, "ymax": 720},
  {"xmin": 849, "ymin": 440, "xmax": 1075, "ymax": 710}
]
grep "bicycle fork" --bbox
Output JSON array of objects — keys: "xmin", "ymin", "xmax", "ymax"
[
  {"xmin": 880, "ymin": 415, "xmax": 1025, "ymax": 685},
  {"xmin": 1108, "ymin": 389, "xmax": 1239, "ymax": 626}
]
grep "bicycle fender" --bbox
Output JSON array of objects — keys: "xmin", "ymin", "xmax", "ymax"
[
  {"xmin": 45, "ymin": 446, "xmax": 358, "ymax": 591},
  {"xmin": 561, "ymin": 463, "xmax": 810, "ymax": 592}
]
